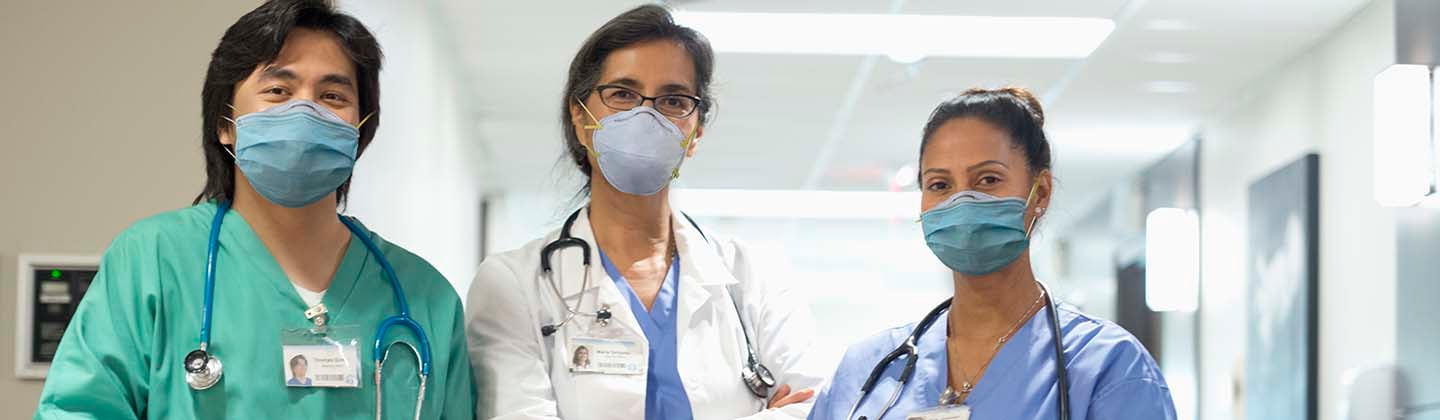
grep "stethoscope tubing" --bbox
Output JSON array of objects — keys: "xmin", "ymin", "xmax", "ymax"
[
  {"xmin": 340, "ymin": 214, "xmax": 433, "ymax": 376},
  {"xmin": 199, "ymin": 200, "xmax": 230, "ymax": 348},
  {"xmin": 196, "ymin": 202, "xmax": 433, "ymax": 377},
  {"xmin": 847, "ymin": 283, "xmax": 1070, "ymax": 420}
]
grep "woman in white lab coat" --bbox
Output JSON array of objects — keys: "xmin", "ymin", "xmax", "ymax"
[{"xmin": 465, "ymin": 5, "xmax": 824, "ymax": 420}]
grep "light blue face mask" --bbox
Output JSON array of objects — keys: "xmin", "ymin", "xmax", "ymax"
[
  {"xmin": 227, "ymin": 99, "xmax": 368, "ymax": 208},
  {"xmin": 920, "ymin": 182, "xmax": 1041, "ymax": 276},
  {"xmin": 579, "ymin": 102, "xmax": 696, "ymax": 196}
]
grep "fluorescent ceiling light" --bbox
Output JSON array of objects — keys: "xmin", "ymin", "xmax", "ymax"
[
  {"xmin": 1144, "ymin": 19, "xmax": 1194, "ymax": 31},
  {"xmin": 1049, "ymin": 125, "xmax": 1192, "ymax": 158},
  {"xmin": 673, "ymin": 12, "xmax": 1114, "ymax": 59},
  {"xmin": 672, "ymin": 189, "xmax": 920, "ymax": 220},
  {"xmin": 1144, "ymin": 52, "xmax": 1194, "ymax": 64},
  {"xmin": 1372, "ymin": 64, "xmax": 1434, "ymax": 207},
  {"xmin": 1145, "ymin": 80, "xmax": 1195, "ymax": 94},
  {"xmin": 1145, "ymin": 208, "xmax": 1199, "ymax": 312}
]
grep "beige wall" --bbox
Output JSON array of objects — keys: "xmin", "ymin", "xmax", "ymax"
[{"xmin": 0, "ymin": 1, "xmax": 259, "ymax": 416}]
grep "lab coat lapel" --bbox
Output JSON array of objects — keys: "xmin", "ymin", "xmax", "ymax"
[
  {"xmin": 557, "ymin": 209, "xmax": 646, "ymax": 340},
  {"xmin": 672, "ymin": 210, "xmax": 738, "ymax": 338}
]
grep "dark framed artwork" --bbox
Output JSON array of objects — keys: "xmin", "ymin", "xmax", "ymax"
[{"xmin": 1245, "ymin": 153, "xmax": 1319, "ymax": 420}]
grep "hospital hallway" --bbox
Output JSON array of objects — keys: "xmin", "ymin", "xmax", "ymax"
[{"xmin": 1, "ymin": 0, "xmax": 1438, "ymax": 419}]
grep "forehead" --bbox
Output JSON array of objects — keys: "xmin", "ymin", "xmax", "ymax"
[
  {"xmin": 921, "ymin": 117, "xmax": 1026, "ymax": 169},
  {"xmin": 598, "ymin": 40, "xmax": 695, "ymax": 90},
  {"xmin": 267, "ymin": 27, "xmax": 356, "ymax": 78}
]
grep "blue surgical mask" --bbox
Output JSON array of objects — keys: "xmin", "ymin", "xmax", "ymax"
[
  {"xmin": 228, "ymin": 100, "xmax": 366, "ymax": 208},
  {"xmin": 583, "ymin": 104, "xmax": 696, "ymax": 196},
  {"xmin": 920, "ymin": 183, "xmax": 1040, "ymax": 276}
]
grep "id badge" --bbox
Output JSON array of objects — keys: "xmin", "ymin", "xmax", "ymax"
[
  {"xmin": 566, "ymin": 335, "xmax": 645, "ymax": 375},
  {"xmin": 907, "ymin": 405, "xmax": 971, "ymax": 420},
  {"xmin": 280, "ymin": 325, "xmax": 362, "ymax": 388}
]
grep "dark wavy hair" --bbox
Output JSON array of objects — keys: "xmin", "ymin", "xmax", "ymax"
[
  {"xmin": 194, "ymin": 0, "xmax": 383, "ymax": 206},
  {"xmin": 559, "ymin": 4, "xmax": 715, "ymax": 197}
]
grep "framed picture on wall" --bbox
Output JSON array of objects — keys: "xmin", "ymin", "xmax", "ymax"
[{"xmin": 1245, "ymin": 153, "xmax": 1319, "ymax": 420}]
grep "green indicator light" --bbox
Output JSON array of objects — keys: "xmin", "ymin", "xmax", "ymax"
[{"xmin": 50, "ymin": 270, "xmax": 62, "ymax": 279}]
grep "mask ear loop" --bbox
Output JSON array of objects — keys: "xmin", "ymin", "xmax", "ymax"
[
  {"xmin": 671, "ymin": 125, "xmax": 700, "ymax": 179},
  {"xmin": 221, "ymin": 104, "xmax": 239, "ymax": 161},
  {"xmin": 573, "ymin": 97, "xmax": 604, "ymax": 158},
  {"xmin": 574, "ymin": 97, "xmax": 604, "ymax": 131},
  {"xmin": 1024, "ymin": 172, "xmax": 1047, "ymax": 239},
  {"xmin": 355, "ymin": 111, "xmax": 375, "ymax": 130}
]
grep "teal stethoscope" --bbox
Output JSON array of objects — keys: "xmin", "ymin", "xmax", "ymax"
[{"xmin": 183, "ymin": 200, "xmax": 432, "ymax": 420}]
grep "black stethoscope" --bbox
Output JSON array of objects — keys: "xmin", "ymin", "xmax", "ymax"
[
  {"xmin": 845, "ymin": 282, "xmax": 1071, "ymax": 420},
  {"xmin": 538, "ymin": 208, "xmax": 777, "ymax": 400}
]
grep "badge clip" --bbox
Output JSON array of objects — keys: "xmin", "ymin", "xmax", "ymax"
[
  {"xmin": 305, "ymin": 303, "xmax": 329, "ymax": 334},
  {"xmin": 595, "ymin": 305, "xmax": 612, "ymax": 327}
]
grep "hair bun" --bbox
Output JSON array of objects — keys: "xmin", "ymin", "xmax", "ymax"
[{"xmin": 962, "ymin": 87, "xmax": 1045, "ymax": 127}]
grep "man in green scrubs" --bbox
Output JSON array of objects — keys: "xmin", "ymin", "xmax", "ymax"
[{"xmin": 34, "ymin": 1, "xmax": 475, "ymax": 418}]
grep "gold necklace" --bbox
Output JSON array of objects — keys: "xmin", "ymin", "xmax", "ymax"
[{"xmin": 948, "ymin": 284, "xmax": 1047, "ymax": 397}]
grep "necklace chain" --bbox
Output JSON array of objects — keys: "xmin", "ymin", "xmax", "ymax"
[{"xmin": 949, "ymin": 283, "xmax": 1047, "ymax": 398}]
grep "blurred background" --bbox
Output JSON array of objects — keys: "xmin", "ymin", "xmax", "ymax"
[{"xmin": 3, "ymin": 0, "xmax": 1438, "ymax": 419}]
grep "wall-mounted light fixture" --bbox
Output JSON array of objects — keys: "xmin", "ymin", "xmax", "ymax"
[
  {"xmin": 1373, "ymin": 64, "xmax": 1438, "ymax": 207},
  {"xmin": 1145, "ymin": 208, "xmax": 1199, "ymax": 312}
]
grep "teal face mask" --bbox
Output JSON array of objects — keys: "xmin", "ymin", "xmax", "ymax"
[
  {"xmin": 920, "ymin": 182, "xmax": 1040, "ymax": 276},
  {"xmin": 227, "ymin": 100, "xmax": 369, "ymax": 208}
]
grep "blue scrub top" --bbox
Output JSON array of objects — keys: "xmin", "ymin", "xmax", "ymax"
[
  {"xmin": 600, "ymin": 250, "xmax": 694, "ymax": 420},
  {"xmin": 809, "ymin": 301, "xmax": 1176, "ymax": 420}
]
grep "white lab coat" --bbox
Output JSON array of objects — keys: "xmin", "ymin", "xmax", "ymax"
[{"xmin": 465, "ymin": 209, "xmax": 825, "ymax": 420}]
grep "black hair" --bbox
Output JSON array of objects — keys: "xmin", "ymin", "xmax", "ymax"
[
  {"xmin": 289, "ymin": 354, "xmax": 307, "ymax": 368},
  {"xmin": 194, "ymin": 0, "xmax": 383, "ymax": 206},
  {"xmin": 918, "ymin": 87, "xmax": 1053, "ymax": 179},
  {"xmin": 560, "ymin": 4, "xmax": 715, "ymax": 196}
]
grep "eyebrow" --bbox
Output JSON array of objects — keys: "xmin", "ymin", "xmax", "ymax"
[
  {"xmin": 258, "ymin": 66, "xmax": 298, "ymax": 82},
  {"xmin": 318, "ymin": 74, "xmax": 356, "ymax": 90},
  {"xmin": 921, "ymin": 168, "xmax": 951, "ymax": 177},
  {"xmin": 966, "ymin": 160, "xmax": 1009, "ymax": 172},
  {"xmin": 259, "ymin": 66, "xmax": 354, "ymax": 90},
  {"xmin": 604, "ymin": 78, "xmax": 642, "ymax": 90},
  {"xmin": 659, "ymin": 83, "xmax": 694, "ymax": 95},
  {"xmin": 601, "ymin": 78, "xmax": 695, "ymax": 95}
]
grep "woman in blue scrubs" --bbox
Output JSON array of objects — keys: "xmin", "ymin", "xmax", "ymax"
[{"xmin": 808, "ymin": 88, "xmax": 1176, "ymax": 420}]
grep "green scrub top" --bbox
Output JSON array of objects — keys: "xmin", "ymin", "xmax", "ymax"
[{"xmin": 34, "ymin": 202, "xmax": 476, "ymax": 419}]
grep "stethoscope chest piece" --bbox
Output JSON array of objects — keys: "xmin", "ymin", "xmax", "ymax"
[
  {"xmin": 184, "ymin": 349, "xmax": 223, "ymax": 390},
  {"xmin": 741, "ymin": 359, "xmax": 776, "ymax": 398}
]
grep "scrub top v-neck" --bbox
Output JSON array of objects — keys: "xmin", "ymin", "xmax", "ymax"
[
  {"xmin": 599, "ymin": 248, "xmax": 694, "ymax": 420},
  {"xmin": 35, "ymin": 201, "xmax": 477, "ymax": 419}
]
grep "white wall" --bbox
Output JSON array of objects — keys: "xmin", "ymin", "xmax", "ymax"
[
  {"xmin": 1197, "ymin": 1, "xmax": 1397, "ymax": 419},
  {"xmin": 340, "ymin": 0, "xmax": 487, "ymax": 296}
]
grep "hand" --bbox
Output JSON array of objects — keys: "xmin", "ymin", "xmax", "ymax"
[{"xmin": 766, "ymin": 384, "xmax": 817, "ymax": 409}]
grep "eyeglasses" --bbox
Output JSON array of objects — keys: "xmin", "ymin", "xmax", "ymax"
[{"xmin": 593, "ymin": 85, "xmax": 702, "ymax": 118}]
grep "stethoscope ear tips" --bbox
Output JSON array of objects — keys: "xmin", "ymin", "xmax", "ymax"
[{"xmin": 541, "ymin": 325, "xmax": 559, "ymax": 337}]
